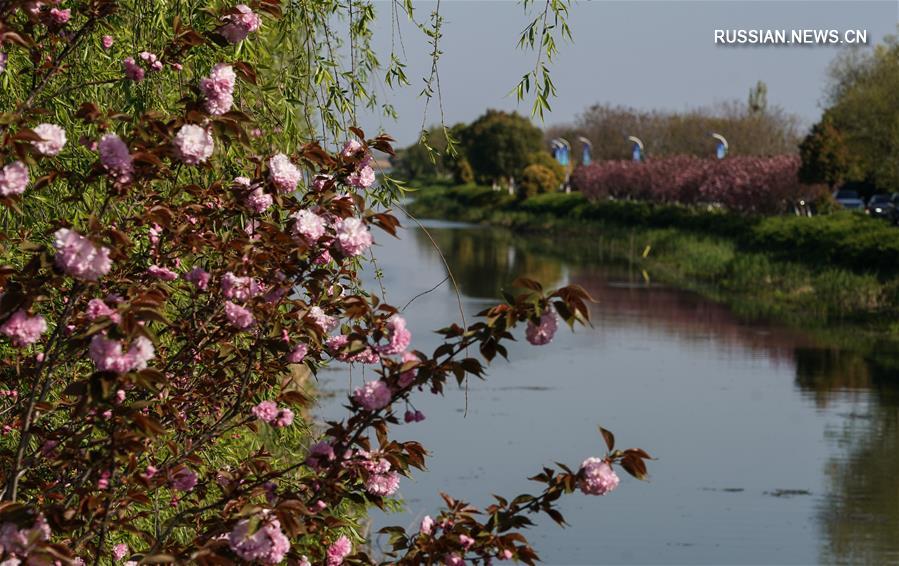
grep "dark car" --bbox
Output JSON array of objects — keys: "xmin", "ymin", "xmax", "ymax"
[
  {"xmin": 834, "ymin": 189, "xmax": 866, "ymax": 211},
  {"xmin": 866, "ymin": 194, "xmax": 898, "ymax": 222}
]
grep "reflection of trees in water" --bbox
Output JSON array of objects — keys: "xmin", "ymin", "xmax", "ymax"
[
  {"xmin": 413, "ymin": 227, "xmax": 564, "ymax": 299},
  {"xmin": 569, "ymin": 267, "xmax": 815, "ymax": 364},
  {"xmin": 794, "ymin": 351, "xmax": 899, "ymax": 564}
]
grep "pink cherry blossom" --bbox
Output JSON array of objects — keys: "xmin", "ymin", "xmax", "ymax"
[
  {"xmin": 53, "ymin": 228, "xmax": 112, "ymax": 281},
  {"xmin": 49, "ymin": 7, "xmax": 70, "ymax": 24},
  {"xmin": 272, "ymin": 407, "xmax": 294, "ymax": 427},
  {"xmin": 348, "ymin": 157, "xmax": 376, "ymax": 189},
  {"xmin": 327, "ymin": 334, "xmax": 379, "ymax": 364},
  {"xmin": 85, "ymin": 299, "xmax": 119, "ymax": 323},
  {"xmin": 0, "ymin": 310, "xmax": 47, "ymax": 347},
  {"xmin": 287, "ymin": 343, "xmax": 307, "ymax": 363},
  {"xmin": 112, "ymin": 543, "xmax": 128, "ymax": 561},
  {"xmin": 526, "ymin": 308, "xmax": 558, "ymax": 346},
  {"xmin": 101, "ymin": 35, "xmax": 113, "ymax": 49},
  {"xmin": 444, "ymin": 554, "xmax": 464, "ymax": 566},
  {"xmin": 171, "ymin": 467, "xmax": 197, "ymax": 491},
  {"xmin": 32, "ymin": 123, "xmax": 66, "ymax": 156},
  {"xmin": 335, "ymin": 217, "xmax": 373, "ymax": 257},
  {"xmin": 0, "ymin": 161, "xmax": 29, "ymax": 196},
  {"xmin": 420, "ymin": 515, "xmax": 434, "ymax": 535},
  {"xmin": 252, "ymin": 400, "xmax": 278, "ymax": 423},
  {"xmin": 363, "ymin": 458, "xmax": 400, "ymax": 497},
  {"xmin": 98, "ymin": 133, "xmax": 134, "ymax": 184},
  {"xmin": 308, "ymin": 306, "xmax": 337, "ymax": 332},
  {"xmin": 268, "ymin": 153, "xmax": 300, "ymax": 193},
  {"xmin": 218, "ymin": 4, "xmax": 262, "ymax": 43},
  {"xmin": 122, "ymin": 57, "xmax": 144, "ymax": 82},
  {"xmin": 224, "ymin": 301, "xmax": 254, "ymax": 329},
  {"xmin": 228, "ymin": 513, "xmax": 291, "ymax": 564},
  {"xmin": 185, "ymin": 266, "xmax": 210, "ymax": 290},
  {"xmin": 326, "ymin": 535, "xmax": 352, "ymax": 566},
  {"xmin": 306, "ymin": 441, "xmax": 335, "ymax": 471},
  {"xmin": 221, "ymin": 272, "xmax": 261, "ymax": 301},
  {"xmin": 245, "ymin": 187, "xmax": 272, "ymax": 213},
  {"xmin": 352, "ymin": 380, "xmax": 391, "ymax": 411},
  {"xmin": 173, "ymin": 124, "xmax": 214, "ymax": 165},
  {"xmin": 341, "ymin": 139, "xmax": 364, "ymax": 157},
  {"xmin": 378, "ymin": 314, "xmax": 411, "ymax": 355},
  {"xmin": 578, "ymin": 457, "xmax": 620, "ymax": 496},
  {"xmin": 200, "ymin": 63, "xmax": 236, "ymax": 116},
  {"xmin": 291, "ymin": 209, "xmax": 326, "ymax": 242},
  {"xmin": 89, "ymin": 335, "xmax": 154, "ymax": 373},
  {"xmin": 147, "ymin": 265, "xmax": 178, "ymax": 281}
]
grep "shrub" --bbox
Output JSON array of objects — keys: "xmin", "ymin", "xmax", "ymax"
[
  {"xmin": 519, "ymin": 164, "xmax": 558, "ymax": 198},
  {"xmin": 525, "ymin": 151, "xmax": 567, "ymax": 186}
]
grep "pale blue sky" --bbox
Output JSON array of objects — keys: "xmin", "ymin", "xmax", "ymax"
[{"xmin": 359, "ymin": 0, "xmax": 898, "ymax": 145}]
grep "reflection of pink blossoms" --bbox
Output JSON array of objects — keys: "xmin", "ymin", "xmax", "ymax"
[
  {"xmin": 0, "ymin": 161, "xmax": 29, "ymax": 196},
  {"xmin": 352, "ymin": 380, "xmax": 391, "ymax": 411},
  {"xmin": 526, "ymin": 308, "xmax": 558, "ymax": 346},
  {"xmin": 378, "ymin": 314, "xmax": 411, "ymax": 355},
  {"xmin": 53, "ymin": 228, "xmax": 112, "ymax": 281},
  {"xmin": 173, "ymin": 124, "xmax": 214, "ymax": 165},
  {"xmin": 32, "ymin": 123, "xmax": 67, "ymax": 156},
  {"xmin": 0, "ymin": 310, "xmax": 47, "ymax": 347},
  {"xmin": 218, "ymin": 4, "xmax": 262, "ymax": 44},
  {"xmin": 224, "ymin": 301, "xmax": 254, "ymax": 329},
  {"xmin": 268, "ymin": 153, "xmax": 301, "ymax": 193},
  {"xmin": 326, "ymin": 535, "xmax": 352, "ymax": 566},
  {"xmin": 200, "ymin": 63, "xmax": 236, "ymax": 116},
  {"xmin": 98, "ymin": 133, "xmax": 134, "ymax": 184},
  {"xmin": 335, "ymin": 217, "xmax": 372, "ymax": 257},
  {"xmin": 578, "ymin": 457, "xmax": 620, "ymax": 496}
]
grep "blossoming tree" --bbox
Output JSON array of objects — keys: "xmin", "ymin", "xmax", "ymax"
[{"xmin": 0, "ymin": 1, "xmax": 650, "ymax": 564}]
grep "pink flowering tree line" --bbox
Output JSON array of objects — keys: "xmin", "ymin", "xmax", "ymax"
[
  {"xmin": 570, "ymin": 155, "xmax": 827, "ymax": 215},
  {"xmin": 0, "ymin": 1, "xmax": 651, "ymax": 564}
]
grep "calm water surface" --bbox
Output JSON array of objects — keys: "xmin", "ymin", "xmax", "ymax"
[{"xmin": 319, "ymin": 220, "xmax": 899, "ymax": 565}]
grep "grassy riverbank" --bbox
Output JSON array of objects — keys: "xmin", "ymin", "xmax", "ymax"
[{"xmin": 407, "ymin": 184, "xmax": 899, "ymax": 334}]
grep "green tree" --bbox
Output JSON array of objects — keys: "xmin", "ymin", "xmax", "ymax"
[
  {"xmin": 525, "ymin": 151, "xmax": 566, "ymax": 186},
  {"xmin": 461, "ymin": 109, "xmax": 543, "ymax": 184},
  {"xmin": 816, "ymin": 35, "xmax": 899, "ymax": 191},
  {"xmin": 799, "ymin": 113, "xmax": 852, "ymax": 188}
]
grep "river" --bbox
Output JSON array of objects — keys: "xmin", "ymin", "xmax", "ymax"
[{"xmin": 318, "ymin": 219, "xmax": 899, "ymax": 565}]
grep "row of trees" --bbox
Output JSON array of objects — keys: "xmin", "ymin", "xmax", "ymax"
[{"xmin": 571, "ymin": 155, "xmax": 824, "ymax": 215}]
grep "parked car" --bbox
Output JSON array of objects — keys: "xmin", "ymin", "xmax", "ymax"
[
  {"xmin": 866, "ymin": 193, "xmax": 899, "ymax": 222},
  {"xmin": 834, "ymin": 189, "xmax": 866, "ymax": 211}
]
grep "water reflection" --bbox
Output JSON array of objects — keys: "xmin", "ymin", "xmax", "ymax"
[{"xmin": 326, "ymin": 222, "xmax": 899, "ymax": 563}]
